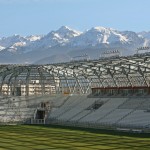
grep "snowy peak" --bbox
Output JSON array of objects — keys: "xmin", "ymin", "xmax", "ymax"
[
  {"xmin": 89, "ymin": 27, "xmax": 129, "ymax": 43},
  {"xmin": 37, "ymin": 26, "xmax": 82, "ymax": 48},
  {"xmin": 26, "ymin": 35, "xmax": 42, "ymax": 42},
  {"xmin": 58, "ymin": 26, "xmax": 71, "ymax": 30},
  {"xmin": 121, "ymin": 31, "xmax": 145, "ymax": 45},
  {"xmin": 0, "ymin": 34, "xmax": 27, "ymax": 47},
  {"xmin": 0, "ymin": 34, "xmax": 43, "ymax": 53},
  {"xmin": 90, "ymin": 26, "xmax": 115, "ymax": 33},
  {"xmin": 138, "ymin": 31, "xmax": 150, "ymax": 39},
  {"xmin": 57, "ymin": 26, "xmax": 82, "ymax": 38},
  {"xmin": 69, "ymin": 26, "xmax": 130, "ymax": 47},
  {"xmin": 47, "ymin": 26, "xmax": 81, "ymax": 39},
  {"xmin": 138, "ymin": 31, "xmax": 150, "ymax": 46},
  {"xmin": 0, "ymin": 45, "xmax": 5, "ymax": 51}
]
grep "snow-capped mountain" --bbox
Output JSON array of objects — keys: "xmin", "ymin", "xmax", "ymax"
[
  {"xmin": 138, "ymin": 31, "xmax": 150, "ymax": 39},
  {"xmin": 0, "ymin": 26, "xmax": 149, "ymax": 64},
  {"xmin": 0, "ymin": 45, "xmax": 5, "ymax": 51},
  {"xmin": 55, "ymin": 26, "xmax": 81, "ymax": 39},
  {"xmin": 122, "ymin": 31, "xmax": 145, "ymax": 45},
  {"xmin": 18, "ymin": 26, "xmax": 81, "ymax": 54},
  {"xmin": 26, "ymin": 35, "xmax": 42, "ymax": 42},
  {"xmin": 0, "ymin": 34, "xmax": 42, "ymax": 53},
  {"xmin": 30, "ymin": 26, "xmax": 81, "ymax": 48},
  {"xmin": 69, "ymin": 27, "xmax": 130, "ymax": 47}
]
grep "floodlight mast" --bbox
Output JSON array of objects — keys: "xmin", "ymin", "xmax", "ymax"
[
  {"xmin": 100, "ymin": 50, "xmax": 121, "ymax": 58},
  {"xmin": 136, "ymin": 47, "xmax": 150, "ymax": 54}
]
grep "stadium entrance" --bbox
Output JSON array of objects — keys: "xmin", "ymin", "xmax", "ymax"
[
  {"xmin": 31, "ymin": 102, "xmax": 50, "ymax": 124},
  {"xmin": 36, "ymin": 110, "xmax": 45, "ymax": 120}
]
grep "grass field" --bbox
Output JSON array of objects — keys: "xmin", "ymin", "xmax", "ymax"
[{"xmin": 0, "ymin": 125, "xmax": 150, "ymax": 150}]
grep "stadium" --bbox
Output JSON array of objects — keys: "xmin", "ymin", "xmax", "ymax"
[{"xmin": 0, "ymin": 49, "xmax": 150, "ymax": 149}]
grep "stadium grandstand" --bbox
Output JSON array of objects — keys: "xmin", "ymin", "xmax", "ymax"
[{"xmin": 0, "ymin": 51, "xmax": 150, "ymax": 133}]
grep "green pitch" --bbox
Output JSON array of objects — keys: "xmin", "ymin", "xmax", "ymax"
[{"xmin": 0, "ymin": 125, "xmax": 150, "ymax": 150}]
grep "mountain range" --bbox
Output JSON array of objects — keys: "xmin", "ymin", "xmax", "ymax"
[{"xmin": 0, "ymin": 26, "xmax": 150, "ymax": 64}]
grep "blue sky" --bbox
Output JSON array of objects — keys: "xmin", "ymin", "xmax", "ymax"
[{"xmin": 0, "ymin": 0, "xmax": 150, "ymax": 37}]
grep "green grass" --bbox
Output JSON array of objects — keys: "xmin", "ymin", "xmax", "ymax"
[{"xmin": 0, "ymin": 125, "xmax": 150, "ymax": 150}]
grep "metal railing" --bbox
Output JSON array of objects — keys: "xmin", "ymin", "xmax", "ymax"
[{"xmin": 30, "ymin": 118, "xmax": 45, "ymax": 124}]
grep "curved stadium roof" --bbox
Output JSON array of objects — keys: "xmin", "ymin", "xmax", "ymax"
[{"xmin": 0, "ymin": 54, "xmax": 150, "ymax": 95}]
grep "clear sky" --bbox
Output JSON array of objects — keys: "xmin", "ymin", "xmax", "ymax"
[{"xmin": 0, "ymin": 0, "xmax": 150, "ymax": 37}]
